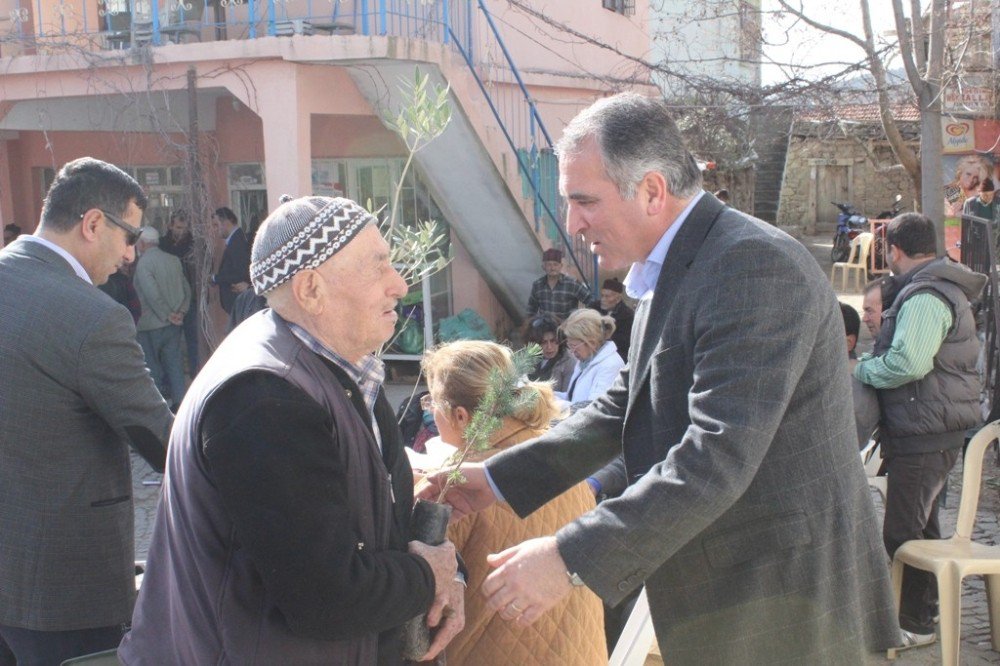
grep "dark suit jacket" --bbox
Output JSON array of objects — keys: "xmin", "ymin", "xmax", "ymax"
[
  {"xmin": 0, "ymin": 238, "xmax": 173, "ymax": 631},
  {"xmin": 594, "ymin": 300, "xmax": 634, "ymax": 359},
  {"xmin": 215, "ymin": 227, "xmax": 250, "ymax": 314},
  {"xmin": 488, "ymin": 194, "xmax": 899, "ymax": 663}
]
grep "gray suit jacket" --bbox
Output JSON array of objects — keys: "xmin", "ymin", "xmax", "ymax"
[
  {"xmin": 0, "ymin": 238, "xmax": 172, "ymax": 631},
  {"xmin": 489, "ymin": 195, "xmax": 899, "ymax": 663}
]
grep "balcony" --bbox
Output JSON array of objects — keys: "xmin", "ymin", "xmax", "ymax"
[{"xmin": 0, "ymin": 0, "xmax": 465, "ymax": 54}]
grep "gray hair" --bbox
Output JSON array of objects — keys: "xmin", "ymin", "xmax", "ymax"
[{"xmin": 555, "ymin": 93, "xmax": 702, "ymax": 200}]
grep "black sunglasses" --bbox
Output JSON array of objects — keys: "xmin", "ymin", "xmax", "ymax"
[{"xmin": 93, "ymin": 209, "xmax": 145, "ymax": 246}]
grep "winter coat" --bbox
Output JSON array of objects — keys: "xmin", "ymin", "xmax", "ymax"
[
  {"xmin": 444, "ymin": 420, "xmax": 606, "ymax": 665},
  {"xmin": 562, "ymin": 341, "xmax": 625, "ymax": 403}
]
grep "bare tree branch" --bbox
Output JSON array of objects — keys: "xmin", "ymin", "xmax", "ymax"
[
  {"xmin": 893, "ymin": 0, "xmax": 926, "ymax": 96},
  {"xmin": 775, "ymin": 0, "xmax": 866, "ymax": 49}
]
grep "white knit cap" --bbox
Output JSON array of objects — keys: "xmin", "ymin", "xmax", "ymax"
[
  {"xmin": 138, "ymin": 226, "xmax": 160, "ymax": 243},
  {"xmin": 250, "ymin": 196, "xmax": 373, "ymax": 294}
]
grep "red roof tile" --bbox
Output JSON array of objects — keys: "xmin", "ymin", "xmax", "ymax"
[{"xmin": 796, "ymin": 104, "xmax": 920, "ymax": 123}]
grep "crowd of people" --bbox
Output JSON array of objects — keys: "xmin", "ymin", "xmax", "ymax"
[{"xmin": 1, "ymin": 90, "xmax": 987, "ymax": 666}]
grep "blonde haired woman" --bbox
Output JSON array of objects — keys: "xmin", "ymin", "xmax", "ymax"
[
  {"xmin": 420, "ymin": 341, "xmax": 606, "ymax": 665},
  {"xmin": 558, "ymin": 308, "xmax": 625, "ymax": 404}
]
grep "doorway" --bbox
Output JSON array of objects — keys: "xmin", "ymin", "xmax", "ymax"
[
  {"xmin": 227, "ymin": 163, "xmax": 268, "ymax": 241},
  {"xmin": 814, "ymin": 164, "xmax": 850, "ymax": 227}
]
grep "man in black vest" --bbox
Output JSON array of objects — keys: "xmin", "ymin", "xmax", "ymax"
[
  {"xmin": 855, "ymin": 212, "xmax": 986, "ymax": 648},
  {"xmin": 121, "ymin": 197, "xmax": 463, "ymax": 665}
]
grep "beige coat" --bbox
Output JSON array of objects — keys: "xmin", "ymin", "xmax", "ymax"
[{"xmin": 445, "ymin": 420, "xmax": 606, "ymax": 666}]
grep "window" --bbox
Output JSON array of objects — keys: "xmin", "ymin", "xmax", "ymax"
[
  {"xmin": 602, "ymin": 0, "xmax": 635, "ymax": 17},
  {"xmin": 311, "ymin": 157, "xmax": 454, "ymax": 333}
]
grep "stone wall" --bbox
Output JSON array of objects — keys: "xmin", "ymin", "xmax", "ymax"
[{"xmin": 777, "ymin": 132, "xmax": 917, "ymax": 233}]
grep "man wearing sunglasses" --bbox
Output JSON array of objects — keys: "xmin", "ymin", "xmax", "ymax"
[{"xmin": 0, "ymin": 157, "xmax": 173, "ymax": 665}]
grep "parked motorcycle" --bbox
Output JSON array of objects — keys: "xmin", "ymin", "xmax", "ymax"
[
  {"xmin": 831, "ymin": 202, "xmax": 869, "ymax": 263},
  {"xmin": 830, "ymin": 194, "xmax": 903, "ymax": 264}
]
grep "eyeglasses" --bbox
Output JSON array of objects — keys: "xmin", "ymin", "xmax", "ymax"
[
  {"xmin": 419, "ymin": 394, "xmax": 441, "ymax": 411},
  {"xmin": 93, "ymin": 209, "xmax": 145, "ymax": 246},
  {"xmin": 566, "ymin": 339, "xmax": 587, "ymax": 351}
]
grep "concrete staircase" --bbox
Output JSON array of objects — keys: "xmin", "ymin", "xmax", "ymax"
[
  {"xmin": 347, "ymin": 56, "xmax": 552, "ymax": 320},
  {"xmin": 750, "ymin": 106, "xmax": 793, "ymax": 224}
]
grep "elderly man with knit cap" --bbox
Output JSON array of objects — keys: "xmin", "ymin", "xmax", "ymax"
[{"xmin": 119, "ymin": 197, "xmax": 463, "ymax": 665}]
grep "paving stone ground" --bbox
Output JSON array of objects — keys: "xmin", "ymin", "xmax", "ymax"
[{"xmin": 131, "ymin": 235, "xmax": 1000, "ymax": 663}]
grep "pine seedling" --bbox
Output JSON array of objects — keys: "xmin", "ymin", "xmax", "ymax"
[{"xmin": 436, "ymin": 344, "xmax": 543, "ymax": 503}]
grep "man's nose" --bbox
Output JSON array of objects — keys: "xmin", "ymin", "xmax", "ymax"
[
  {"xmin": 388, "ymin": 266, "xmax": 408, "ymax": 299},
  {"xmin": 124, "ymin": 244, "xmax": 136, "ymax": 264},
  {"xmin": 566, "ymin": 207, "xmax": 585, "ymax": 237}
]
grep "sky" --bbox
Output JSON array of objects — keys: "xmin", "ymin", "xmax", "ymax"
[{"xmin": 760, "ymin": 1, "xmax": 908, "ymax": 85}]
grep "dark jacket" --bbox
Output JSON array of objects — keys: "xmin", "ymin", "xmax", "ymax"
[
  {"xmin": 874, "ymin": 257, "xmax": 986, "ymax": 456},
  {"xmin": 215, "ymin": 227, "xmax": 250, "ymax": 314},
  {"xmin": 227, "ymin": 289, "xmax": 268, "ymax": 331},
  {"xmin": 594, "ymin": 300, "xmax": 634, "ymax": 359},
  {"xmin": 528, "ymin": 347, "xmax": 575, "ymax": 394},
  {"xmin": 120, "ymin": 310, "xmax": 434, "ymax": 665}
]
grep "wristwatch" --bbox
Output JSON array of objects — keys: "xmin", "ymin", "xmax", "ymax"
[{"xmin": 566, "ymin": 571, "xmax": 586, "ymax": 587}]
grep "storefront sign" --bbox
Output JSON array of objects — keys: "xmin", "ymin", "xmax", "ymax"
[
  {"xmin": 942, "ymin": 118, "xmax": 976, "ymax": 153},
  {"xmin": 942, "ymin": 75, "xmax": 995, "ymax": 116}
]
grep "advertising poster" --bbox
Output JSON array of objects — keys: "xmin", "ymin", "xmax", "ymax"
[{"xmin": 942, "ymin": 151, "xmax": 999, "ymax": 260}]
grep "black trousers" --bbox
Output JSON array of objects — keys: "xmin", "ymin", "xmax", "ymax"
[
  {"xmin": 0, "ymin": 623, "xmax": 124, "ymax": 666},
  {"xmin": 883, "ymin": 447, "xmax": 962, "ymax": 634}
]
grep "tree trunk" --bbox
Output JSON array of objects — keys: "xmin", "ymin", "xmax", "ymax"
[{"xmin": 919, "ymin": 86, "xmax": 945, "ymax": 254}]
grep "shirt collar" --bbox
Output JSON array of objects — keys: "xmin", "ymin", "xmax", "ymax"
[
  {"xmin": 21, "ymin": 235, "xmax": 93, "ymax": 284},
  {"xmin": 623, "ymin": 190, "xmax": 704, "ymax": 300},
  {"xmin": 285, "ymin": 322, "xmax": 386, "ymax": 390},
  {"xmin": 226, "ymin": 226, "xmax": 239, "ymax": 245}
]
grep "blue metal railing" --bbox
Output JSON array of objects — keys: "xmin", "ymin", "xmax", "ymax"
[
  {"xmin": 14, "ymin": 0, "xmax": 595, "ymax": 286},
  {"xmin": 446, "ymin": 0, "xmax": 595, "ymax": 288}
]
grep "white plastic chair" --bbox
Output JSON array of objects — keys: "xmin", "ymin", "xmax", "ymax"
[
  {"xmin": 609, "ymin": 587, "xmax": 656, "ymax": 666},
  {"xmin": 831, "ymin": 232, "xmax": 874, "ymax": 292},
  {"xmin": 886, "ymin": 421, "xmax": 1000, "ymax": 665}
]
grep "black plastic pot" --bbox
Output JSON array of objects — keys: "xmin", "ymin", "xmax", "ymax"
[{"xmin": 400, "ymin": 499, "xmax": 453, "ymax": 661}]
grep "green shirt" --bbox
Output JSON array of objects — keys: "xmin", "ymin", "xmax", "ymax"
[{"xmin": 853, "ymin": 292, "xmax": 953, "ymax": 389}]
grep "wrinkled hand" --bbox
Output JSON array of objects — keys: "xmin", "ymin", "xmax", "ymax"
[
  {"xmin": 408, "ymin": 539, "xmax": 457, "ymax": 630},
  {"xmin": 415, "ymin": 463, "xmax": 498, "ymax": 523},
  {"xmin": 482, "ymin": 537, "xmax": 573, "ymax": 627},
  {"xmin": 420, "ymin": 579, "xmax": 466, "ymax": 661}
]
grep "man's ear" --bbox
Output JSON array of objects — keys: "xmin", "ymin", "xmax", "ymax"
[
  {"xmin": 79, "ymin": 209, "xmax": 103, "ymax": 243},
  {"xmin": 291, "ymin": 270, "xmax": 325, "ymax": 315},
  {"xmin": 640, "ymin": 171, "xmax": 669, "ymax": 215}
]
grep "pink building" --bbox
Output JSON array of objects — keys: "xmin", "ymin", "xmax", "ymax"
[{"xmin": 0, "ymin": 0, "xmax": 652, "ymax": 352}]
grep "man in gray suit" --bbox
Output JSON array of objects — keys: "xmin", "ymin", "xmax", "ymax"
[
  {"xmin": 0, "ymin": 157, "xmax": 173, "ymax": 665},
  {"xmin": 421, "ymin": 94, "xmax": 900, "ymax": 662}
]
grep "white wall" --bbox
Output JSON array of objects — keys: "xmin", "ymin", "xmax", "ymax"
[{"xmin": 649, "ymin": 0, "xmax": 761, "ymax": 97}]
